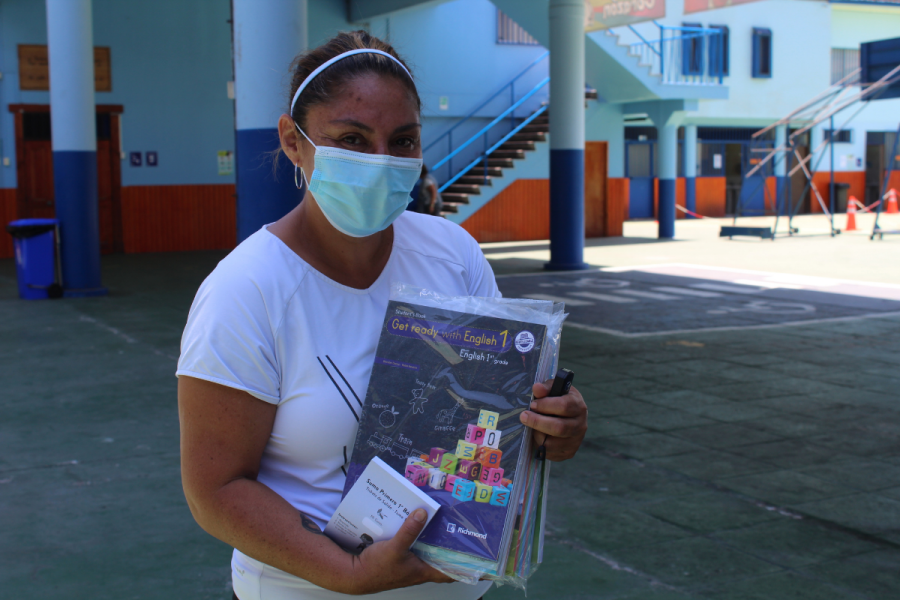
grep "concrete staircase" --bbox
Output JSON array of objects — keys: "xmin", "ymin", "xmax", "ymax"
[{"xmin": 440, "ymin": 111, "xmax": 549, "ymax": 216}]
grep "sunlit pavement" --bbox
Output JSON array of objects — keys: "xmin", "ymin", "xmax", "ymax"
[{"xmin": 2, "ymin": 214, "xmax": 900, "ymax": 598}]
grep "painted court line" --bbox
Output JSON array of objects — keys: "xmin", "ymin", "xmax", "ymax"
[
  {"xmin": 524, "ymin": 293, "xmax": 594, "ymax": 307},
  {"xmin": 691, "ymin": 283, "xmax": 763, "ymax": 294},
  {"xmin": 652, "ymin": 286, "xmax": 723, "ymax": 298},
  {"xmin": 568, "ymin": 291, "xmax": 637, "ymax": 304},
  {"xmin": 614, "ymin": 289, "xmax": 680, "ymax": 301},
  {"xmin": 563, "ymin": 311, "xmax": 900, "ymax": 338}
]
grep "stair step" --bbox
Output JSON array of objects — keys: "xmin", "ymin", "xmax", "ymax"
[
  {"xmin": 440, "ymin": 205, "xmax": 459, "ymax": 214},
  {"xmin": 510, "ymin": 132, "xmax": 546, "ymax": 142},
  {"xmin": 444, "ymin": 184, "xmax": 481, "ymax": 195},
  {"xmin": 500, "ymin": 140, "xmax": 536, "ymax": 151},
  {"xmin": 457, "ymin": 175, "xmax": 493, "ymax": 186},
  {"xmin": 476, "ymin": 158, "xmax": 515, "ymax": 169},
  {"xmin": 520, "ymin": 124, "xmax": 550, "ymax": 134},
  {"xmin": 491, "ymin": 149, "xmax": 526, "ymax": 159},
  {"xmin": 441, "ymin": 193, "xmax": 470, "ymax": 205},
  {"xmin": 464, "ymin": 165, "xmax": 503, "ymax": 178}
]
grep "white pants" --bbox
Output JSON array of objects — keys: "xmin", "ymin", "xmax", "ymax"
[{"xmin": 232, "ymin": 550, "xmax": 492, "ymax": 600}]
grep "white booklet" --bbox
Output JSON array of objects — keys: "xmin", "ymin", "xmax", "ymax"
[{"xmin": 325, "ymin": 456, "xmax": 441, "ymax": 553}]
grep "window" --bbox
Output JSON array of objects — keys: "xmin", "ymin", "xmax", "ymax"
[
  {"xmin": 682, "ymin": 23, "xmax": 704, "ymax": 76},
  {"xmin": 708, "ymin": 25, "xmax": 729, "ymax": 77},
  {"xmin": 497, "ymin": 10, "xmax": 539, "ymax": 45},
  {"xmin": 824, "ymin": 129, "xmax": 853, "ymax": 143},
  {"xmin": 752, "ymin": 27, "xmax": 772, "ymax": 78},
  {"xmin": 831, "ymin": 48, "xmax": 860, "ymax": 85}
]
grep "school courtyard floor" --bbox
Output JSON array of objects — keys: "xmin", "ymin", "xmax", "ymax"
[{"xmin": 3, "ymin": 213, "xmax": 900, "ymax": 599}]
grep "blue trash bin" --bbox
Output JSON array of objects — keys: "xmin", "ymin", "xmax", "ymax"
[{"xmin": 6, "ymin": 218, "xmax": 61, "ymax": 300}]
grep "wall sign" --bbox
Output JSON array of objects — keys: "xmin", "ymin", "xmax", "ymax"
[
  {"xmin": 218, "ymin": 151, "xmax": 234, "ymax": 176},
  {"xmin": 584, "ymin": 0, "xmax": 665, "ymax": 31},
  {"xmin": 130, "ymin": 152, "xmax": 142, "ymax": 167},
  {"xmin": 18, "ymin": 44, "xmax": 112, "ymax": 91},
  {"xmin": 146, "ymin": 151, "xmax": 158, "ymax": 166},
  {"xmin": 684, "ymin": 0, "xmax": 766, "ymax": 14}
]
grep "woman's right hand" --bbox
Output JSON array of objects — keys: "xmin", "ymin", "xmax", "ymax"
[{"xmin": 348, "ymin": 509, "xmax": 456, "ymax": 595}]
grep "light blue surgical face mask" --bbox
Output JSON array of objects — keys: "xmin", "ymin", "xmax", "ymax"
[{"xmin": 295, "ymin": 125, "xmax": 423, "ymax": 238}]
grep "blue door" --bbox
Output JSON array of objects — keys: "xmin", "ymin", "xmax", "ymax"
[
  {"xmin": 627, "ymin": 142, "xmax": 655, "ymax": 219},
  {"xmin": 738, "ymin": 142, "xmax": 772, "ymax": 215}
]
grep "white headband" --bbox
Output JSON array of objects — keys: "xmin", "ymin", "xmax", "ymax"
[{"xmin": 289, "ymin": 49, "xmax": 413, "ymax": 115}]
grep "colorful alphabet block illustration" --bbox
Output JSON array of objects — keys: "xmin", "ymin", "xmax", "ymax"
[
  {"xmin": 465, "ymin": 424, "xmax": 486, "ymax": 445},
  {"xmin": 439, "ymin": 452, "xmax": 458, "ymax": 475},
  {"xmin": 452, "ymin": 478, "xmax": 476, "ymax": 502},
  {"xmin": 445, "ymin": 474, "xmax": 460, "ymax": 493},
  {"xmin": 457, "ymin": 459, "xmax": 482, "ymax": 481},
  {"xmin": 427, "ymin": 468, "xmax": 447, "ymax": 490},
  {"xmin": 501, "ymin": 478, "xmax": 512, "ymax": 488},
  {"xmin": 484, "ymin": 428, "xmax": 501, "ymax": 449},
  {"xmin": 489, "ymin": 486, "xmax": 510, "ymax": 507},
  {"xmin": 484, "ymin": 467, "xmax": 504, "ymax": 486},
  {"xmin": 456, "ymin": 440, "xmax": 477, "ymax": 460},
  {"xmin": 475, "ymin": 481, "xmax": 492, "ymax": 503},
  {"xmin": 477, "ymin": 447, "xmax": 502, "ymax": 468},
  {"xmin": 406, "ymin": 456, "xmax": 421, "ymax": 468},
  {"xmin": 404, "ymin": 464, "xmax": 428, "ymax": 487},
  {"xmin": 427, "ymin": 447, "xmax": 446, "ymax": 467},
  {"xmin": 477, "ymin": 410, "xmax": 499, "ymax": 430}
]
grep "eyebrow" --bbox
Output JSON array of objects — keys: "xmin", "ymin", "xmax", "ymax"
[{"xmin": 329, "ymin": 119, "xmax": 421, "ymax": 134}]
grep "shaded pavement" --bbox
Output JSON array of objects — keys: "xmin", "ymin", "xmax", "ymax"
[{"xmin": 2, "ymin": 240, "xmax": 900, "ymax": 599}]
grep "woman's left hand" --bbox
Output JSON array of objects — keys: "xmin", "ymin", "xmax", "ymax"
[{"xmin": 519, "ymin": 381, "xmax": 588, "ymax": 462}]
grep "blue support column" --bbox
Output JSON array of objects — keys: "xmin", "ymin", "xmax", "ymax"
[
  {"xmin": 684, "ymin": 124, "xmax": 697, "ymax": 219},
  {"xmin": 546, "ymin": 0, "xmax": 588, "ymax": 271},
  {"xmin": 774, "ymin": 124, "xmax": 788, "ymax": 213},
  {"xmin": 234, "ymin": 0, "xmax": 307, "ymax": 242},
  {"xmin": 658, "ymin": 124, "xmax": 678, "ymax": 238},
  {"xmin": 46, "ymin": 0, "xmax": 105, "ymax": 297}
]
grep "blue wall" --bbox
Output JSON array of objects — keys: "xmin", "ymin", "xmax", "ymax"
[{"xmin": 0, "ymin": 0, "xmax": 237, "ymax": 189}]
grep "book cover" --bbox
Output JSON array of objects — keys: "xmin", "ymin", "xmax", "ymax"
[
  {"xmin": 325, "ymin": 456, "xmax": 440, "ymax": 553},
  {"xmin": 344, "ymin": 300, "xmax": 547, "ymax": 564}
]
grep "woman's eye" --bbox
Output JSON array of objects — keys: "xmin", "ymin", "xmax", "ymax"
[
  {"xmin": 394, "ymin": 137, "xmax": 417, "ymax": 149},
  {"xmin": 341, "ymin": 135, "xmax": 362, "ymax": 145}
]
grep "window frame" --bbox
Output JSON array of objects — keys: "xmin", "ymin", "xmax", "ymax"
[
  {"xmin": 708, "ymin": 24, "xmax": 729, "ymax": 77},
  {"xmin": 681, "ymin": 22, "xmax": 705, "ymax": 76},
  {"xmin": 752, "ymin": 27, "xmax": 773, "ymax": 78}
]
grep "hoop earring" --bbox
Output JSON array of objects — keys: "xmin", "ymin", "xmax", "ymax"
[{"xmin": 294, "ymin": 164, "xmax": 306, "ymax": 192}]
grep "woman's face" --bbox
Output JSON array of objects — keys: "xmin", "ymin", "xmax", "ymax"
[{"xmin": 292, "ymin": 73, "xmax": 421, "ymax": 173}]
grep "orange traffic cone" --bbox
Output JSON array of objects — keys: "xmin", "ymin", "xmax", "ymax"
[
  {"xmin": 887, "ymin": 189, "xmax": 899, "ymax": 214},
  {"xmin": 846, "ymin": 196, "xmax": 858, "ymax": 231}
]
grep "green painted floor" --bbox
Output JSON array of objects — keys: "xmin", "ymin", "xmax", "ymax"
[{"xmin": 2, "ymin": 246, "xmax": 900, "ymax": 599}]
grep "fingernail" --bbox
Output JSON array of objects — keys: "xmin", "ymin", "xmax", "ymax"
[
  {"xmin": 413, "ymin": 509, "xmax": 426, "ymax": 523},
  {"xmin": 530, "ymin": 401, "xmax": 537, "ymax": 410},
  {"xmin": 520, "ymin": 412, "xmax": 529, "ymax": 424}
]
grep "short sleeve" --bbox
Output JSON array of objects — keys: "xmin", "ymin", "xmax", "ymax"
[
  {"xmin": 464, "ymin": 232, "xmax": 502, "ymax": 299},
  {"xmin": 176, "ymin": 269, "xmax": 282, "ymax": 404}
]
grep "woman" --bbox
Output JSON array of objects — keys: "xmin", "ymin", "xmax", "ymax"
[
  {"xmin": 177, "ymin": 31, "xmax": 587, "ymax": 600},
  {"xmin": 411, "ymin": 165, "xmax": 442, "ymax": 216}
]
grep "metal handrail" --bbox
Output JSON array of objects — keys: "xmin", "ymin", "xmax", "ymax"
[
  {"xmin": 424, "ymin": 50, "xmax": 549, "ymax": 154},
  {"xmin": 432, "ymin": 77, "xmax": 549, "ymax": 172},
  {"xmin": 627, "ymin": 25, "xmax": 658, "ymax": 55},
  {"xmin": 626, "ymin": 22, "xmax": 725, "ymax": 85},
  {"xmin": 438, "ymin": 105, "xmax": 549, "ymax": 193}
]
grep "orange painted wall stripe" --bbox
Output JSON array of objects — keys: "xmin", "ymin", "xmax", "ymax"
[{"xmin": 121, "ymin": 184, "xmax": 236, "ymax": 253}]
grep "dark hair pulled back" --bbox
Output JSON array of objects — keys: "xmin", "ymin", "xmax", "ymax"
[{"xmin": 288, "ymin": 30, "xmax": 421, "ymax": 129}]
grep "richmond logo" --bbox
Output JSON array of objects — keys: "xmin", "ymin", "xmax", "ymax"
[{"xmin": 445, "ymin": 523, "xmax": 487, "ymax": 540}]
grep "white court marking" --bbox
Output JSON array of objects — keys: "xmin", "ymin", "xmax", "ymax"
[
  {"xmin": 652, "ymin": 286, "xmax": 723, "ymax": 298},
  {"xmin": 691, "ymin": 283, "xmax": 763, "ymax": 294},
  {"xmin": 614, "ymin": 289, "xmax": 681, "ymax": 301},
  {"xmin": 568, "ymin": 291, "xmax": 637, "ymax": 304},
  {"xmin": 524, "ymin": 293, "xmax": 593, "ymax": 306}
]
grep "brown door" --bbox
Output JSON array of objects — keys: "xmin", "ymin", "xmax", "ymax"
[{"xmin": 11, "ymin": 104, "xmax": 124, "ymax": 253}]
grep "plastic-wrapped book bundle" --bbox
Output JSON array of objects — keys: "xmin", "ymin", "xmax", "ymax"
[{"xmin": 342, "ymin": 283, "xmax": 567, "ymax": 590}]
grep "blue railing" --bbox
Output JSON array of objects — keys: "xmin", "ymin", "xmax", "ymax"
[
  {"xmin": 627, "ymin": 22, "xmax": 725, "ymax": 85},
  {"xmin": 425, "ymin": 51, "xmax": 549, "ymax": 183},
  {"xmin": 436, "ymin": 90, "xmax": 549, "ymax": 193}
]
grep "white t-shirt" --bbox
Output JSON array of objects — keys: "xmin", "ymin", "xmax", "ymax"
[{"xmin": 177, "ymin": 212, "xmax": 498, "ymax": 600}]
